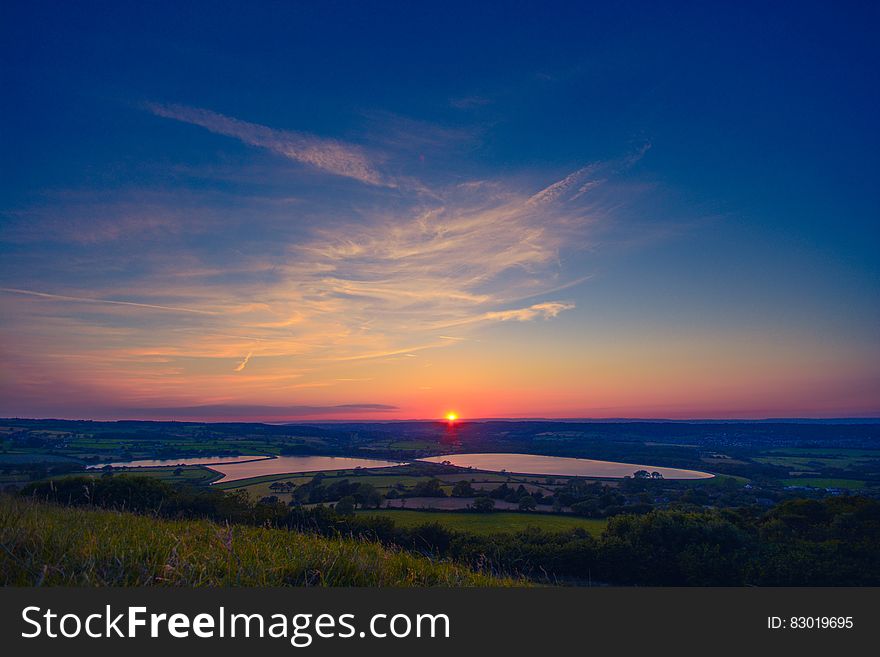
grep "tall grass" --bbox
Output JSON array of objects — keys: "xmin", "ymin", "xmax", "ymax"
[{"xmin": 0, "ymin": 496, "xmax": 517, "ymax": 586}]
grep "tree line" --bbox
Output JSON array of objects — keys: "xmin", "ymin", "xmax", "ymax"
[{"xmin": 19, "ymin": 476, "xmax": 880, "ymax": 586}]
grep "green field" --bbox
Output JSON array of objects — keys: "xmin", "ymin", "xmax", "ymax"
[
  {"xmin": 0, "ymin": 421, "xmax": 332, "ymax": 462},
  {"xmin": 357, "ymin": 510, "xmax": 608, "ymax": 536},
  {"xmin": 0, "ymin": 495, "xmax": 516, "ymax": 587},
  {"xmin": 388, "ymin": 440, "xmax": 437, "ymax": 450},
  {"xmin": 217, "ymin": 466, "xmax": 558, "ymax": 500},
  {"xmin": 214, "ymin": 472, "xmax": 326, "ymax": 491},
  {"xmin": 214, "ymin": 467, "xmax": 429, "ymax": 493},
  {"xmin": 51, "ymin": 465, "xmax": 221, "ymax": 486},
  {"xmin": 756, "ymin": 450, "xmax": 880, "ymax": 470},
  {"xmin": 781, "ymin": 478, "xmax": 869, "ymax": 490},
  {"xmin": 766, "ymin": 448, "xmax": 880, "ymax": 457},
  {"xmin": 229, "ymin": 476, "xmax": 433, "ymax": 500}
]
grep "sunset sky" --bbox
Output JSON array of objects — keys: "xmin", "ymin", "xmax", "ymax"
[{"xmin": 1, "ymin": 1, "xmax": 878, "ymax": 421}]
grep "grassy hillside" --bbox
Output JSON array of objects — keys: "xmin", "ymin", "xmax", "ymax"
[{"xmin": 0, "ymin": 496, "xmax": 516, "ymax": 587}]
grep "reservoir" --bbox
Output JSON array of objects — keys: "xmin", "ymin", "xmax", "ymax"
[
  {"xmin": 420, "ymin": 453, "xmax": 713, "ymax": 480},
  {"xmin": 88, "ymin": 455, "xmax": 405, "ymax": 483},
  {"xmin": 206, "ymin": 456, "xmax": 404, "ymax": 483},
  {"xmin": 88, "ymin": 455, "xmax": 270, "ymax": 469}
]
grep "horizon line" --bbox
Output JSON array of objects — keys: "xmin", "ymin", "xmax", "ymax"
[{"xmin": 3, "ymin": 415, "xmax": 879, "ymax": 425}]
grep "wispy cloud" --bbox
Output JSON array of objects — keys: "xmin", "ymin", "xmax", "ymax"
[
  {"xmin": 2, "ymin": 159, "xmax": 626, "ymax": 371},
  {"xmin": 0, "ymin": 120, "xmax": 655, "ymax": 416},
  {"xmin": 288, "ymin": 164, "xmax": 606, "ymax": 336},
  {"xmin": 449, "ymin": 95, "xmax": 492, "ymax": 109},
  {"xmin": 234, "ymin": 351, "xmax": 252, "ymax": 372},
  {"xmin": 0, "ymin": 287, "xmax": 217, "ymax": 315},
  {"xmin": 112, "ymin": 403, "xmax": 398, "ymax": 420},
  {"xmin": 146, "ymin": 102, "xmax": 388, "ymax": 186},
  {"xmin": 328, "ymin": 341, "xmax": 456, "ymax": 362},
  {"xmin": 433, "ymin": 302, "xmax": 576, "ymax": 328}
]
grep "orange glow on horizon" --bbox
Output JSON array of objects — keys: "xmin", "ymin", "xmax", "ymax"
[{"xmin": 445, "ymin": 411, "xmax": 459, "ymax": 422}]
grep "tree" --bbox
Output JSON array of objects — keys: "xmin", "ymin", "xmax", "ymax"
[
  {"xmin": 452, "ymin": 480, "xmax": 475, "ymax": 497},
  {"xmin": 518, "ymin": 495, "xmax": 537, "ymax": 511},
  {"xmin": 412, "ymin": 478, "xmax": 446, "ymax": 497},
  {"xmin": 355, "ymin": 483, "xmax": 383, "ymax": 509},
  {"xmin": 473, "ymin": 496, "xmax": 495, "ymax": 512},
  {"xmin": 334, "ymin": 496, "xmax": 356, "ymax": 515},
  {"xmin": 571, "ymin": 500, "xmax": 601, "ymax": 517}
]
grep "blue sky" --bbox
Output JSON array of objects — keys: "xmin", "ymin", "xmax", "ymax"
[{"xmin": 1, "ymin": 1, "xmax": 878, "ymax": 419}]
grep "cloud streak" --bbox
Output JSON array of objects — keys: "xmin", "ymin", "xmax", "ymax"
[
  {"xmin": 433, "ymin": 302, "xmax": 576, "ymax": 328},
  {"xmin": 147, "ymin": 103, "xmax": 387, "ymax": 186},
  {"xmin": 1, "ymin": 103, "xmax": 655, "ymax": 417},
  {"xmin": 286, "ymin": 164, "xmax": 606, "ymax": 339},
  {"xmin": 234, "ymin": 352, "xmax": 253, "ymax": 372},
  {"xmin": 1, "ymin": 162, "xmax": 617, "ymax": 378},
  {"xmin": 0, "ymin": 287, "xmax": 217, "ymax": 315},
  {"xmin": 112, "ymin": 403, "xmax": 398, "ymax": 420}
]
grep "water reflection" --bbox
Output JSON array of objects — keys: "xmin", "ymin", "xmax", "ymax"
[
  {"xmin": 420, "ymin": 453, "xmax": 713, "ymax": 479},
  {"xmin": 88, "ymin": 455, "xmax": 405, "ymax": 484},
  {"xmin": 88, "ymin": 455, "xmax": 270, "ymax": 469},
  {"xmin": 207, "ymin": 456, "xmax": 405, "ymax": 483}
]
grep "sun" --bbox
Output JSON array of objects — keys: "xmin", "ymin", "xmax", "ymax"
[{"xmin": 445, "ymin": 411, "xmax": 459, "ymax": 422}]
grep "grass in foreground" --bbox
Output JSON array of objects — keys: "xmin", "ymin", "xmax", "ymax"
[
  {"xmin": 357, "ymin": 509, "xmax": 608, "ymax": 536},
  {"xmin": 0, "ymin": 496, "xmax": 517, "ymax": 587}
]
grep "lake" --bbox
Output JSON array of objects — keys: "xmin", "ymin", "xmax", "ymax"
[
  {"xmin": 207, "ymin": 456, "xmax": 405, "ymax": 483},
  {"xmin": 88, "ymin": 455, "xmax": 270, "ymax": 469},
  {"xmin": 88, "ymin": 455, "xmax": 405, "ymax": 483},
  {"xmin": 420, "ymin": 453, "xmax": 714, "ymax": 479}
]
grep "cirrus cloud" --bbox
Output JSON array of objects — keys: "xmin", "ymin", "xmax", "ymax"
[
  {"xmin": 0, "ymin": 100, "xmax": 652, "ymax": 416},
  {"xmin": 146, "ymin": 102, "xmax": 388, "ymax": 186}
]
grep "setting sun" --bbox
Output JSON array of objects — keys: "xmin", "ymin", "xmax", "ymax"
[{"xmin": 445, "ymin": 412, "xmax": 459, "ymax": 422}]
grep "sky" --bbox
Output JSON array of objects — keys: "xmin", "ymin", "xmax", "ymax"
[{"xmin": 1, "ymin": 1, "xmax": 878, "ymax": 421}]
